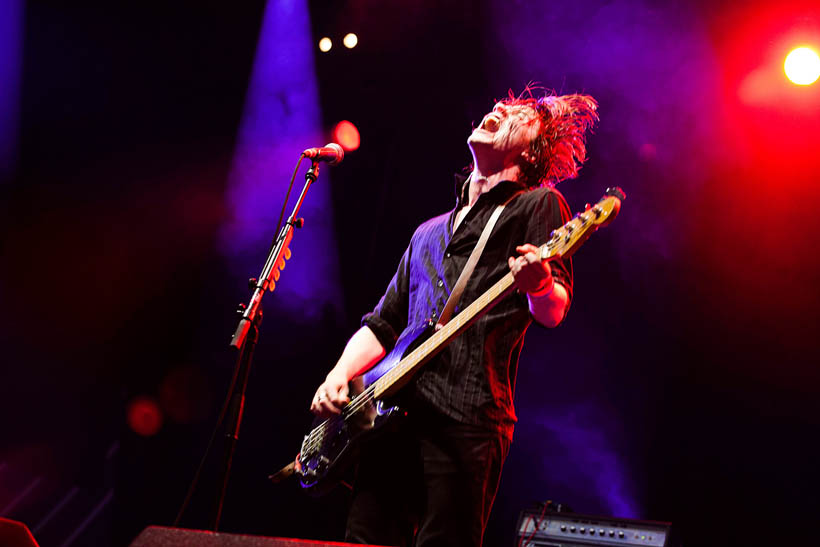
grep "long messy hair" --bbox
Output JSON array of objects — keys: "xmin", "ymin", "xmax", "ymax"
[{"xmin": 502, "ymin": 86, "xmax": 599, "ymax": 188}]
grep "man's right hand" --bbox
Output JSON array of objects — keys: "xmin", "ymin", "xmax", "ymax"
[
  {"xmin": 310, "ymin": 370, "xmax": 350, "ymax": 417},
  {"xmin": 308, "ymin": 326, "xmax": 386, "ymax": 418}
]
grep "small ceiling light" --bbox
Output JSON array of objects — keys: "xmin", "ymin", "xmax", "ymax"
[
  {"xmin": 343, "ymin": 33, "xmax": 358, "ymax": 49},
  {"xmin": 319, "ymin": 37, "xmax": 332, "ymax": 53}
]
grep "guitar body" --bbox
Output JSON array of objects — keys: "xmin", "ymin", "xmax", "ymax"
[{"xmin": 298, "ymin": 324, "xmax": 432, "ymax": 496}]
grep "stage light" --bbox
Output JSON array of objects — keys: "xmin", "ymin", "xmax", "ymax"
[
  {"xmin": 224, "ymin": 0, "xmax": 344, "ymax": 323},
  {"xmin": 127, "ymin": 396, "xmax": 163, "ymax": 437},
  {"xmin": 343, "ymin": 33, "xmax": 358, "ymax": 49},
  {"xmin": 319, "ymin": 37, "xmax": 332, "ymax": 52},
  {"xmin": 334, "ymin": 120, "xmax": 360, "ymax": 151},
  {"xmin": 784, "ymin": 47, "xmax": 820, "ymax": 85}
]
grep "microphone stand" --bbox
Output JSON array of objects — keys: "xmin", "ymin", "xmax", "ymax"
[{"xmin": 211, "ymin": 160, "xmax": 321, "ymax": 530}]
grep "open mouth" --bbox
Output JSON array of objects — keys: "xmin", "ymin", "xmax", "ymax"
[{"xmin": 480, "ymin": 113, "xmax": 501, "ymax": 132}]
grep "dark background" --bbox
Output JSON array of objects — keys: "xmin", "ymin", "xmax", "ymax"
[{"xmin": 1, "ymin": 1, "xmax": 819, "ymax": 546}]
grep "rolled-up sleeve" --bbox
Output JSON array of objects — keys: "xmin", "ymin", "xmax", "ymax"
[
  {"xmin": 361, "ymin": 241, "xmax": 411, "ymax": 353},
  {"xmin": 528, "ymin": 188, "xmax": 574, "ymax": 308}
]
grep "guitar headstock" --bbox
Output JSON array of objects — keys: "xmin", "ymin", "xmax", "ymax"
[{"xmin": 539, "ymin": 187, "xmax": 624, "ymax": 260}]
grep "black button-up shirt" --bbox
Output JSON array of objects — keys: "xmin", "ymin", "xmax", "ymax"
[{"xmin": 362, "ymin": 176, "xmax": 573, "ymax": 438}]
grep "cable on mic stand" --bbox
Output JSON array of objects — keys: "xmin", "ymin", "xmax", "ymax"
[{"xmin": 173, "ymin": 152, "xmax": 323, "ymax": 530}]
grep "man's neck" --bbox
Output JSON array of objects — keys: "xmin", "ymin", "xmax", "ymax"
[{"xmin": 466, "ymin": 165, "xmax": 522, "ymax": 207}]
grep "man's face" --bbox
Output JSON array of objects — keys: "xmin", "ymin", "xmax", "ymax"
[{"xmin": 468, "ymin": 102, "xmax": 541, "ymax": 164}]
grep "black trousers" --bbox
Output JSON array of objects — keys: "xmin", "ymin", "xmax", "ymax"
[{"xmin": 345, "ymin": 406, "xmax": 510, "ymax": 547}]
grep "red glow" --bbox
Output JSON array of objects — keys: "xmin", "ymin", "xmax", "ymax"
[
  {"xmin": 127, "ymin": 396, "xmax": 163, "ymax": 437},
  {"xmin": 333, "ymin": 120, "xmax": 361, "ymax": 152},
  {"xmin": 712, "ymin": 2, "xmax": 820, "ymax": 177},
  {"xmin": 784, "ymin": 46, "xmax": 820, "ymax": 84},
  {"xmin": 159, "ymin": 365, "xmax": 210, "ymax": 424},
  {"xmin": 692, "ymin": 2, "xmax": 820, "ymax": 355}
]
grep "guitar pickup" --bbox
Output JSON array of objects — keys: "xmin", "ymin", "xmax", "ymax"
[{"xmin": 316, "ymin": 456, "xmax": 331, "ymax": 471}]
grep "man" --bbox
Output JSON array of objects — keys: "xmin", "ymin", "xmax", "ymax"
[{"xmin": 310, "ymin": 90, "xmax": 598, "ymax": 546}]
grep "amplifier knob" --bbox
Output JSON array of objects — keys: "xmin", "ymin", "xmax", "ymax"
[
  {"xmin": 618, "ymin": 531, "xmax": 625, "ymax": 538},
  {"xmin": 570, "ymin": 526, "xmax": 576, "ymax": 533},
  {"xmin": 560, "ymin": 525, "xmax": 567, "ymax": 532},
  {"xmin": 609, "ymin": 530, "xmax": 615, "ymax": 537},
  {"xmin": 580, "ymin": 527, "xmax": 586, "ymax": 534},
  {"xmin": 599, "ymin": 529, "xmax": 605, "ymax": 535}
]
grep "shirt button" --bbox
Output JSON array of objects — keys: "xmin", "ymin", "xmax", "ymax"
[
  {"xmin": 445, "ymin": 252, "xmax": 451, "ymax": 258},
  {"xmin": 437, "ymin": 279, "xmax": 444, "ymax": 288}
]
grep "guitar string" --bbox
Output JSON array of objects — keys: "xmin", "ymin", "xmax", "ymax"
[
  {"xmin": 300, "ymin": 208, "xmax": 610, "ymax": 458},
  {"xmin": 302, "ymin": 383, "xmax": 378, "ymax": 455},
  {"xmin": 303, "ymin": 238, "xmax": 559, "ymax": 454},
  {"xmin": 302, "ymin": 304, "xmax": 474, "ymax": 455},
  {"xmin": 301, "ymin": 279, "xmax": 502, "ymax": 456}
]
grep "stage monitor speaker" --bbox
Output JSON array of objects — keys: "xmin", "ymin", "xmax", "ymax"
[
  {"xmin": 0, "ymin": 518, "xmax": 40, "ymax": 547},
  {"xmin": 130, "ymin": 526, "xmax": 387, "ymax": 547}
]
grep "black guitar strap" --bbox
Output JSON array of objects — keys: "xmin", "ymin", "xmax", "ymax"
[{"xmin": 437, "ymin": 191, "xmax": 524, "ymax": 327}]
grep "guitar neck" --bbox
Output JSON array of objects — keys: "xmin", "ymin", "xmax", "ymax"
[
  {"xmin": 373, "ymin": 271, "xmax": 516, "ymax": 399},
  {"xmin": 370, "ymin": 189, "xmax": 623, "ymax": 401}
]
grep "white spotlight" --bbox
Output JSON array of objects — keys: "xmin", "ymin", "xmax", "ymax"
[{"xmin": 343, "ymin": 33, "xmax": 358, "ymax": 49}]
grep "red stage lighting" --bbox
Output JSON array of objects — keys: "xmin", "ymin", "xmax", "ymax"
[
  {"xmin": 159, "ymin": 365, "xmax": 210, "ymax": 424},
  {"xmin": 127, "ymin": 396, "xmax": 163, "ymax": 437},
  {"xmin": 333, "ymin": 120, "xmax": 361, "ymax": 151},
  {"xmin": 784, "ymin": 46, "xmax": 820, "ymax": 84}
]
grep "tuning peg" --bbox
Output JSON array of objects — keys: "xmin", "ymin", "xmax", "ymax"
[
  {"xmin": 605, "ymin": 187, "xmax": 626, "ymax": 201},
  {"xmin": 584, "ymin": 203, "xmax": 591, "ymax": 210},
  {"xmin": 248, "ymin": 277, "xmax": 258, "ymax": 289}
]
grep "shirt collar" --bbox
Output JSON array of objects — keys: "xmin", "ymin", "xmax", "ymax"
[
  {"xmin": 453, "ymin": 173, "xmax": 528, "ymax": 209},
  {"xmin": 453, "ymin": 173, "xmax": 469, "ymax": 207}
]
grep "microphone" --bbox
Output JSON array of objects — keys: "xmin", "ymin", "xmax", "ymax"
[{"xmin": 303, "ymin": 143, "xmax": 344, "ymax": 165}]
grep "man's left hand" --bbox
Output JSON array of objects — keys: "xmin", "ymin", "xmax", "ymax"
[{"xmin": 508, "ymin": 244, "xmax": 554, "ymax": 295}]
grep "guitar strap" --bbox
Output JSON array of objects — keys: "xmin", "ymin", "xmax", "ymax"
[{"xmin": 437, "ymin": 190, "xmax": 524, "ymax": 327}]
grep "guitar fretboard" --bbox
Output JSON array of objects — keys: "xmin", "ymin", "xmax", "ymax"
[
  {"xmin": 371, "ymin": 193, "xmax": 621, "ymax": 399},
  {"xmin": 299, "ymin": 191, "xmax": 622, "ymax": 488},
  {"xmin": 373, "ymin": 270, "xmax": 516, "ymax": 399}
]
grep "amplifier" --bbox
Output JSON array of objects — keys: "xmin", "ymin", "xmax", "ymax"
[{"xmin": 515, "ymin": 508, "xmax": 674, "ymax": 547}]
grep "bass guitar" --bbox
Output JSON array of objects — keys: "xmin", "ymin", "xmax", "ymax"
[{"xmin": 273, "ymin": 187, "xmax": 624, "ymax": 495}]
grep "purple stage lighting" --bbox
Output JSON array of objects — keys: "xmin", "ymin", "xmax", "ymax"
[
  {"xmin": 534, "ymin": 403, "xmax": 640, "ymax": 519},
  {"xmin": 220, "ymin": 0, "xmax": 343, "ymax": 322},
  {"xmin": 0, "ymin": 0, "xmax": 22, "ymax": 180},
  {"xmin": 480, "ymin": 0, "xmax": 723, "ymax": 519}
]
